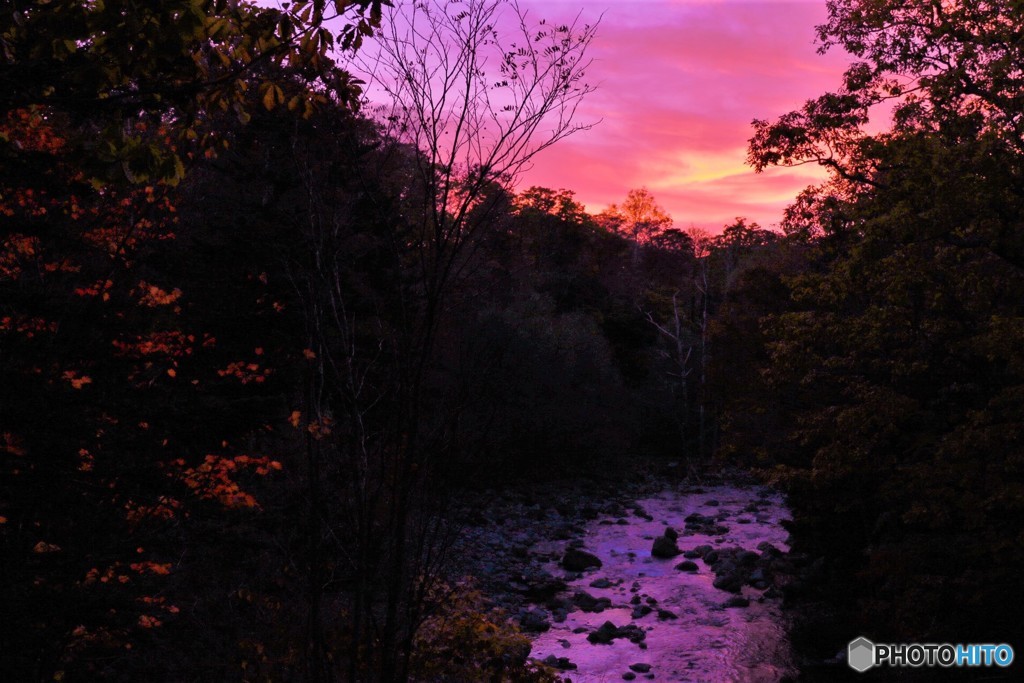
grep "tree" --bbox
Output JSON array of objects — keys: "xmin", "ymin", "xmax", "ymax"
[
  {"xmin": 1, "ymin": 4, "xmax": 389, "ymax": 677},
  {"xmin": 0, "ymin": 0, "xmax": 385, "ymax": 183},
  {"xmin": 289, "ymin": 1, "xmax": 599, "ymax": 678},
  {"xmin": 739, "ymin": 0, "xmax": 1024, "ymax": 659},
  {"xmin": 603, "ymin": 187, "xmax": 673, "ymax": 244}
]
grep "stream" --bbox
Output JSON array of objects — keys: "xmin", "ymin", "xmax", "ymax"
[{"xmin": 524, "ymin": 484, "xmax": 795, "ymax": 682}]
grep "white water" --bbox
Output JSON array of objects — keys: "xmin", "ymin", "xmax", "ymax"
[{"xmin": 528, "ymin": 485, "xmax": 794, "ymax": 682}]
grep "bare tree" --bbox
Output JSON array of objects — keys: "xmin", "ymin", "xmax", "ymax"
[
  {"xmin": 291, "ymin": 2, "xmax": 599, "ymax": 680},
  {"xmin": 358, "ymin": 0, "xmax": 597, "ymax": 290}
]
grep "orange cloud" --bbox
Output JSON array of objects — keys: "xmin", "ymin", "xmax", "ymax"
[{"xmin": 514, "ymin": 0, "xmax": 854, "ymax": 232}]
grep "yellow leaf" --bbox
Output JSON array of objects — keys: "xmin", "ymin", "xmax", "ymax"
[{"xmin": 262, "ymin": 85, "xmax": 276, "ymax": 111}]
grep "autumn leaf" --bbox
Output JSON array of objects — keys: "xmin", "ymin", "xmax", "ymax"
[
  {"xmin": 138, "ymin": 615, "xmax": 162, "ymax": 629},
  {"xmin": 62, "ymin": 371, "xmax": 93, "ymax": 389}
]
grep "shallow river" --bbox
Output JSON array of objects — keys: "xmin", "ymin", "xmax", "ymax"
[{"xmin": 528, "ymin": 485, "xmax": 794, "ymax": 682}]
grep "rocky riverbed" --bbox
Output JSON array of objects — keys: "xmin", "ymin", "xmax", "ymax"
[{"xmin": 451, "ymin": 472, "xmax": 805, "ymax": 682}]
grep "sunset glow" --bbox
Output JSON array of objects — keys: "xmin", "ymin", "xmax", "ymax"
[{"xmin": 514, "ymin": 0, "xmax": 855, "ymax": 232}]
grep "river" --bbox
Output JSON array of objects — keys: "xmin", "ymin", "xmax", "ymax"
[{"xmin": 525, "ymin": 484, "xmax": 795, "ymax": 682}]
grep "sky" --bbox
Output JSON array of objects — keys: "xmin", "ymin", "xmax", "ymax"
[{"xmin": 505, "ymin": 0, "xmax": 856, "ymax": 232}]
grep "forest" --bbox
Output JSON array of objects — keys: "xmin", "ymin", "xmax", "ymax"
[{"xmin": 1, "ymin": 0, "xmax": 1022, "ymax": 681}]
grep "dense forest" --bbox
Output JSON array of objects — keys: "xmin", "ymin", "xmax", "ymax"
[{"xmin": 2, "ymin": 0, "xmax": 1022, "ymax": 681}]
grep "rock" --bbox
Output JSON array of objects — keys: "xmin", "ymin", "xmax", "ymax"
[
  {"xmin": 630, "ymin": 663, "xmax": 652, "ymax": 673},
  {"xmin": 631, "ymin": 605, "xmax": 652, "ymax": 619},
  {"xmin": 705, "ymin": 499, "xmax": 720, "ymax": 506},
  {"xmin": 674, "ymin": 560, "xmax": 699, "ymax": 572},
  {"xmin": 589, "ymin": 578, "xmax": 613, "ymax": 589},
  {"xmin": 737, "ymin": 517, "xmax": 752, "ymax": 524},
  {"xmin": 664, "ymin": 526, "xmax": 679, "ymax": 541},
  {"xmin": 651, "ymin": 535, "xmax": 682, "ymax": 558},
  {"xmin": 703, "ymin": 550, "xmax": 720, "ymax": 565},
  {"xmin": 542, "ymin": 654, "xmax": 578, "ymax": 670},
  {"xmin": 573, "ymin": 591, "xmax": 611, "ymax": 613},
  {"xmin": 633, "ymin": 506, "xmax": 654, "ymax": 521},
  {"xmin": 620, "ymin": 624, "xmax": 647, "ymax": 644},
  {"xmin": 561, "ymin": 548, "xmax": 602, "ymax": 572},
  {"xmin": 713, "ymin": 573, "xmax": 744, "ymax": 593},
  {"xmin": 519, "ymin": 571, "xmax": 567, "ymax": 601},
  {"xmin": 588, "ymin": 621, "xmax": 646, "ymax": 645},
  {"xmin": 738, "ymin": 550, "xmax": 760, "ymax": 566},
  {"xmin": 657, "ymin": 609, "xmax": 678, "ymax": 620},
  {"xmin": 587, "ymin": 621, "xmax": 619, "ymax": 645},
  {"xmin": 519, "ymin": 608, "xmax": 551, "ymax": 633},
  {"xmin": 723, "ymin": 596, "xmax": 750, "ymax": 608},
  {"xmin": 622, "ymin": 674, "xmax": 636, "ymax": 681}
]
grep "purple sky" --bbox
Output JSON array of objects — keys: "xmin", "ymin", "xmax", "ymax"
[{"xmin": 513, "ymin": 0, "xmax": 854, "ymax": 232}]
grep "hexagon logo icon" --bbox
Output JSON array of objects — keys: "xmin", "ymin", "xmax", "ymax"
[{"xmin": 848, "ymin": 637, "xmax": 875, "ymax": 672}]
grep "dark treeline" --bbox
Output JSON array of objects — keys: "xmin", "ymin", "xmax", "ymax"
[
  {"xmin": 3, "ymin": 0, "xmax": 1023, "ymax": 681},
  {"xmin": 717, "ymin": 0, "xmax": 1024, "ymax": 676}
]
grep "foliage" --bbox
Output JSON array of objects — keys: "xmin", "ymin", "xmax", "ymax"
[
  {"xmin": 599, "ymin": 187, "xmax": 673, "ymax": 244},
  {"xmin": 0, "ymin": 103, "xmax": 302, "ymax": 680},
  {"xmin": 410, "ymin": 583, "xmax": 560, "ymax": 682},
  {"xmin": 732, "ymin": 0, "xmax": 1024, "ymax": 661},
  {"xmin": 0, "ymin": 0, "xmax": 385, "ymax": 183}
]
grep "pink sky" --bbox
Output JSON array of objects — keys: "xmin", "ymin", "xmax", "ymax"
[{"xmin": 513, "ymin": 0, "xmax": 855, "ymax": 232}]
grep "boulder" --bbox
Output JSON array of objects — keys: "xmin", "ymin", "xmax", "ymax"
[
  {"xmin": 542, "ymin": 654, "xmax": 578, "ymax": 671},
  {"xmin": 651, "ymin": 535, "xmax": 682, "ymax": 559},
  {"xmin": 561, "ymin": 548, "xmax": 602, "ymax": 571},
  {"xmin": 519, "ymin": 608, "xmax": 551, "ymax": 633},
  {"xmin": 713, "ymin": 573, "xmax": 744, "ymax": 593},
  {"xmin": 573, "ymin": 591, "xmax": 611, "ymax": 613},
  {"xmin": 587, "ymin": 621, "xmax": 646, "ymax": 645}
]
